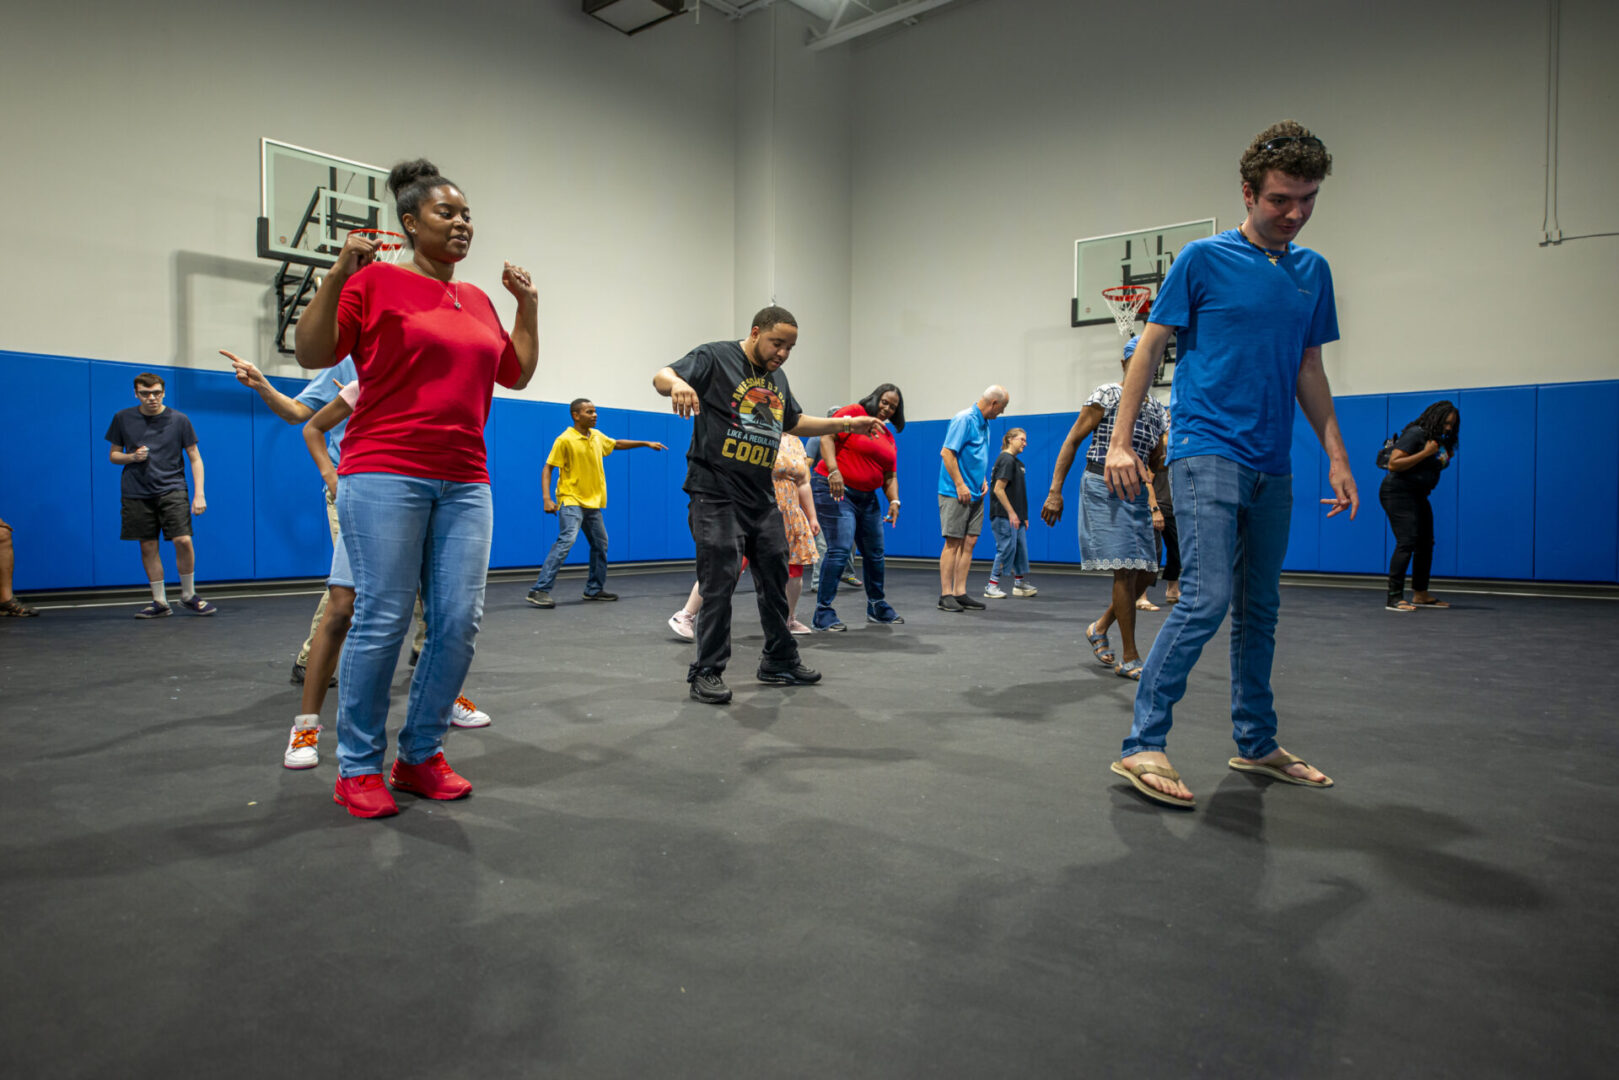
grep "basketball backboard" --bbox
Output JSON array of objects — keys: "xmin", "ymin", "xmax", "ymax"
[
  {"xmin": 257, "ymin": 138, "xmax": 391, "ymax": 269},
  {"xmin": 1071, "ymin": 218, "xmax": 1216, "ymax": 328}
]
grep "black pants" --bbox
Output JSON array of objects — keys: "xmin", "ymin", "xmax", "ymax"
[
  {"xmin": 1155, "ymin": 502, "xmax": 1181, "ymax": 582},
  {"xmin": 1380, "ymin": 479, "xmax": 1434, "ymax": 600},
  {"xmin": 689, "ymin": 494, "xmax": 800, "ymax": 679}
]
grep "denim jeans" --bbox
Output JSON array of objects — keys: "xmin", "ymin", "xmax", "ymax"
[
  {"xmin": 533, "ymin": 505, "xmax": 609, "ymax": 595},
  {"xmin": 810, "ymin": 474, "xmax": 894, "ymax": 626},
  {"xmin": 989, "ymin": 517, "xmax": 1029, "ymax": 580},
  {"xmin": 1123, "ymin": 455, "xmax": 1292, "ymax": 761},
  {"xmin": 335, "ymin": 473, "xmax": 493, "ymax": 777}
]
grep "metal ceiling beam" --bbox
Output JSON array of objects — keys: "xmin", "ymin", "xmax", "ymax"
[{"xmin": 806, "ymin": 0, "xmax": 959, "ymax": 50}]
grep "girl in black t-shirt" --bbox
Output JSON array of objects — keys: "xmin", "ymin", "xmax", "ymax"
[{"xmin": 1379, "ymin": 400, "xmax": 1459, "ymax": 611}]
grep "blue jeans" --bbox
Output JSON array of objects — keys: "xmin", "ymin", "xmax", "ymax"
[
  {"xmin": 811, "ymin": 475, "xmax": 894, "ymax": 626},
  {"xmin": 335, "ymin": 473, "xmax": 493, "ymax": 777},
  {"xmin": 989, "ymin": 517, "xmax": 1029, "ymax": 580},
  {"xmin": 533, "ymin": 505, "xmax": 608, "ymax": 595},
  {"xmin": 1123, "ymin": 455, "xmax": 1292, "ymax": 761}
]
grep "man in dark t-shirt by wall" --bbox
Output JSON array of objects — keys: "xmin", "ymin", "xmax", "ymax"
[
  {"xmin": 104, "ymin": 372, "xmax": 216, "ymax": 618},
  {"xmin": 654, "ymin": 306, "xmax": 881, "ymax": 704}
]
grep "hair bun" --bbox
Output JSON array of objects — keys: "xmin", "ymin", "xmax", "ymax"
[{"xmin": 387, "ymin": 158, "xmax": 441, "ymax": 197}]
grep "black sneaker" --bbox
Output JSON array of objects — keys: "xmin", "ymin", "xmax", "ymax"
[
  {"xmin": 135, "ymin": 601, "xmax": 172, "ymax": 619},
  {"xmin": 938, "ymin": 594, "xmax": 964, "ymax": 612},
  {"xmin": 291, "ymin": 662, "xmax": 337, "ymax": 687},
  {"xmin": 757, "ymin": 661, "xmax": 822, "ymax": 685},
  {"xmin": 582, "ymin": 591, "xmax": 619, "ymax": 602},
  {"xmin": 690, "ymin": 671, "xmax": 732, "ymax": 704},
  {"xmin": 955, "ymin": 593, "xmax": 986, "ymax": 610},
  {"xmin": 527, "ymin": 589, "xmax": 555, "ymax": 608},
  {"xmin": 409, "ymin": 648, "xmax": 420, "ymax": 667}
]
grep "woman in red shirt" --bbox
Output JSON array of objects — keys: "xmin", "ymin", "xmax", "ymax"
[
  {"xmin": 295, "ymin": 159, "xmax": 538, "ymax": 819},
  {"xmin": 811, "ymin": 383, "xmax": 905, "ymax": 630}
]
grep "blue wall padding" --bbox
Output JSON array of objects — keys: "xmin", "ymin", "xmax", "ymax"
[
  {"xmin": 1283, "ymin": 404, "xmax": 1324, "ymax": 571},
  {"xmin": 1, "ymin": 353, "xmax": 95, "ymax": 592},
  {"xmin": 8, "ymin": 350, "xmax": 1618, "ymax": 589},
  {"xmin": 251, "ymin": 378, "xmax": 333, "ymax": 581},
  {"xmin": 1535, "ymin": 382, "xmax": 1619, "ymax": 581},
  {"xmin": 1315, "ymin": 394, "xmax": 1389, "ymax": 573},
  {"xmin": 1453, "ymin": 386, "xmax": 1535, "ymax": 579}
]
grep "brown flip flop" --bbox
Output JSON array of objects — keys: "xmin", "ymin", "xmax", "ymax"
[{"xmin": 1111, "ymin": 760, "xmax": 1195, "ymax": 809}]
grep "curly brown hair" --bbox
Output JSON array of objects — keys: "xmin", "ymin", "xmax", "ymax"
[{"xmin": 1239, "ymin": 120, "xmax": 1333, "ymax": 191}]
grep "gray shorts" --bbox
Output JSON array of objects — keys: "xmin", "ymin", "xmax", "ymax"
[{"xmin": 938, "ymin": 493, "xmax": 985, "ymax": 539}]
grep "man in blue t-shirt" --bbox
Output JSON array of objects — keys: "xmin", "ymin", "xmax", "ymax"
[
  {"xmin": 1102, "ymin": 121, "xmax": 1358, "ymax": 810},
  {"xmin": 105, "ymin": 372, "xmax": 216, "ymax": 619},
  {"xmin": 936, "ymin": 385, "xmax": 1009, "ymax": 612}
]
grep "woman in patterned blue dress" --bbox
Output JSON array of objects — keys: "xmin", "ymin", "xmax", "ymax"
[{"xmin": 1040, "ymin": 337, "xmax": 1169, "ymax": 679}]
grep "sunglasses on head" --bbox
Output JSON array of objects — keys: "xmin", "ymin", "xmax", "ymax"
[{"xmin": 1261, "ymin": 135, "xmax": 1325, "ymax": 152}]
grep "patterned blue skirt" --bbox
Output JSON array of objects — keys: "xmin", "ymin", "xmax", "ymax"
[{"xmin": 1078, "ymin": 470, "xmax": 1156, "ymax": 572}]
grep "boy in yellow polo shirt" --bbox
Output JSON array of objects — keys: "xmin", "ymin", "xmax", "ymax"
[{"xmin": 527, "ymin": 399, "xmax": 667, "ymax": 608}]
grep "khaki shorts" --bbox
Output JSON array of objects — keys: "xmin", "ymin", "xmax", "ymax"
[{"xmin": 938, "ymin": 493, "xmax": 984, "ymax": 539}]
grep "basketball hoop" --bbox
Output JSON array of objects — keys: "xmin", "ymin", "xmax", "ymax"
[
  {"xmin": 1101, "ymin": 285, "xmax": 1152, "ymax": 338},
  {"xmin": 349, "ymin": 228, "xmax": 407, "ymax": 264}
]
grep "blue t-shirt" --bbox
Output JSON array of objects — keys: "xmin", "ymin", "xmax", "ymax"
[
  {"xmin": 1149, "ymin": 229, "xmax": 1339, "ymax": 475},
  {"xmin": 105, "ymin": 407, "xmax": 197, "ymax": 498},
  {"xmin": 294, "ymin": 357, "xmax": 358, "ymax": 465},
  {"xmin": 937, "ymin": 404, "xmax": 991, "ymax": 498}
]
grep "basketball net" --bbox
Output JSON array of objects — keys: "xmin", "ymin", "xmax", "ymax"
[{"xmin": 1101, "ymin": 285, "xmax": 1152, "ymax": 339}]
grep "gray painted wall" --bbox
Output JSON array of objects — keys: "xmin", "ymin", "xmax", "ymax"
[{"xmin": 847, "ymin": 0, "xmax": 1618, "ymax": 419}]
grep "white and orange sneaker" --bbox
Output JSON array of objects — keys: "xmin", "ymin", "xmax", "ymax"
[
  {"xmin": 284, "ymin": 715, "xmax": 321, "ymax": 769},
  {"xmin": 450, "ymin": 695, "xmax": 491, "ymax": 728}
]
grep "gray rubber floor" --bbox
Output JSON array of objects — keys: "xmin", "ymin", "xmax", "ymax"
[{"xmin": 3, "ymin": 568, "xmax": 1615, "ymax": 1078}]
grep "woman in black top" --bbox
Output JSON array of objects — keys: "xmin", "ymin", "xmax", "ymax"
[{"xmin": 1380, "ymin": 400, "xmax": 1459, "ymax": 611}]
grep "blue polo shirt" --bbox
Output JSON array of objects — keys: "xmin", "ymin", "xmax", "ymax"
[
  {"xmin": 1149, "ymin": 229, "xmax": 1338, "ymax": 475},
  {"xmin": 294, "ymin": 357, "xmax": 358, "ymax": 465},
  {"xmin": 937, "ymin": 403, "xmax": 992, "ymax": 498}
]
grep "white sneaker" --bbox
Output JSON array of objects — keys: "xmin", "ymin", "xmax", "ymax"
[
  {"xmin": 984, "ymin": 582, "xmax": 1007, "ymax": 599},
  {"xmin": 450, "ymin": 695, "xmax": 492, "ymax": 728},
  {"xmin": 283, "ymin": 715, "xmax": 321, "ymax": 769},
  {"xmin": 668, "ymin": 609, "xmax": 696, "ymax": 641},
  {"xmin": 1013, "ymin": 581, "xmax": 1038, "ymax": 597}
]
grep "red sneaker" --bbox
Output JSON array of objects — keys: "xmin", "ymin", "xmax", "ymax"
[
  {"xmin": 389, "ymin": 752, "xmax": 472, "ymax": 800},
  {"xmin": 333, "ymin": 773, "xmax": 399, "ymax": 818}
]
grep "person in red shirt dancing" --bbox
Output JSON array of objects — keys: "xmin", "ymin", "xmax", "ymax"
[
  {"xmin": 294, "ymin": 158, "xmax": 538, "ymax": 819},
  {"xmin": 811, "ymin": 383, "xmax": 905, "ymax": 631}
]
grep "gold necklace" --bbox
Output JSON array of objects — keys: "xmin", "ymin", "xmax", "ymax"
[{"xmin": 1238, "ymin": 224, "xmax": 1285, "ymax": 265}]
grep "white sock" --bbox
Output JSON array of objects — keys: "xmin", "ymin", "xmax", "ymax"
[
  {"xmin": 180, "ymin": 573, "xmax": 195, "ymax": 599},
  {"xmin": 149, "ymin": 580, "xmax": 168, "ymax": 605}
]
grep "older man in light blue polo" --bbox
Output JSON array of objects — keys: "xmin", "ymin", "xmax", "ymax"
[{"xmin": 937, "ymin": 384, "xmax": 1009, "ymax": 612}]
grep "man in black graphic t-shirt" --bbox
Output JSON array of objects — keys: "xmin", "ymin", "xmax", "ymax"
[{"xmin": 655, "ymin": 305, "xmax": 881, "ymax": 704}]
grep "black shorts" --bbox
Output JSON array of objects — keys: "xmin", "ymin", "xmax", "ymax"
[{"xmin": 121, "ymin": 490, "xmax": 192, "ymax": 541}]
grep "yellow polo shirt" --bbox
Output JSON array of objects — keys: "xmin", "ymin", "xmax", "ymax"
[{"xmin": 548, "ymin": 427, "xmax": 617, "ymax": 508}]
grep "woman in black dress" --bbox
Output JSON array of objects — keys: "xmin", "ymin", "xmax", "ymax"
[{"xmin": 1380, "ymin": 400, "xmax": 1459, "ymax": 611}]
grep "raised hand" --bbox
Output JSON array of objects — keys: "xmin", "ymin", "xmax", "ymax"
[
  {"xmin": 502, "ymin": 261, "xmax": 537, "ymax": 305},
  {"xmin": 331, "ymin": 229, "xmax": 380, "ymax": 278},
  {"xmin": 221, "ymin": 350, "xmax": 268, "ymax": 391}
]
